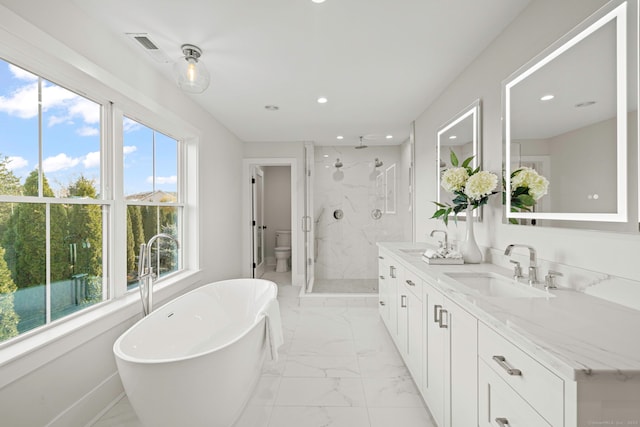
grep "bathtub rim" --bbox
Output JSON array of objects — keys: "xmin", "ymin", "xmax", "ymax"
[{"xmin": 113, "ymin": 278, "xmax": 278, "ymax": 365}]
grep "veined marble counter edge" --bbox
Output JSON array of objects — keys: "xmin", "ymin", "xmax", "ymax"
[{"xmin": 377, "ymin": 241, "xmax": 640, "ymax": 383}]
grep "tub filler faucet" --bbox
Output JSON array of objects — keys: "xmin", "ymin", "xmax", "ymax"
[{"xmin": 138, "ymin": 233, "xmax": 180, "ymax": 316}]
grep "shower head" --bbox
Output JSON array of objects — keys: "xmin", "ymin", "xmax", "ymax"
[
  {"xmin": 374, "ymin": 158, "xmax": 383, "ymax": 168},
  {"xmin": 334, "ymin": 158, "xmax": 343, "ymax": 168},
  {"xmin": 355, "ymin": 136, "xmax": 368, "ymax": 149}
]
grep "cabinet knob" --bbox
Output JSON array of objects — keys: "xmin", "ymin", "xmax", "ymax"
[
  {"xmin": 492, "ymin": 355, "xmax": 522, "ymax": 376},
  {"xmin": 379, "ymin": 275, "xmax": 385, "ymax": 280},
  {"xmin": 379, "ymin": 301, "xmax": 386, "ymax": 306},
  {"xmin": 495, "ymin": 418, "xmax": 510, "ymax": 427},
  {"xmin": 405, "ymin": 279, "xmax": 415, "ymax": 286}
]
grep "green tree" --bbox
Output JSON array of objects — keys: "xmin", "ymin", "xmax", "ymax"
[
  {"xmin": 0, "ymin": 155, "xmax": 22, "ymax": 238},
  {"xmin": 0, "ymin": 245, "xmax": 19, "ymax": 341},
  {"xmin": 67, "ymin": 176, "xmax": 102, "ymax": 279},
  {"xmin": 5, "ymin": 170, "xmax": 67, "ymax": 288},
  {"xmin": 126, "ymin": 209, "xmax": 136, "ymax": 276}
]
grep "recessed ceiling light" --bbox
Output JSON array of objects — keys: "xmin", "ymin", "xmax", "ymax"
[
  {"xmin": 336, "ymin": 135, "xmax": 344, "ymax": 140},
  {"xmin": 317, "ymin": 97, "xmax": 328, "ymax": 104},
  {"xmin": 449, "ymin": 135, "xmax": 457, "ymax": 140},
  {"xmin": 540, "ymin": 94, "xmax": 555, "ymax": 101},
  {"xmin": 312, "ymin": 0, "xmax": 326, "ymax": 3},
  {"xmin": 575, "ymin": 101, "xmax": 596, "ymax": 108},
  {"xmin": 386, "ymin": 135, "xmax": 393, "ymax": 139},
  {"xmin": 323, "ymin": 154, "xmax": 329, "ymax": 158},
  {"xmin": 264, "ymin": 105, "xmax": 279, "ymax": 111}
]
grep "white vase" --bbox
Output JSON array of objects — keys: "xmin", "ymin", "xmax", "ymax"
[{"xmin": 461, "ymin": 205, "xmax": 482, "ymax": 264}]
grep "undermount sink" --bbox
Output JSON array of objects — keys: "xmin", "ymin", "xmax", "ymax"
[{"xmin": 442, "ymin": 272, "xmax": 553, "ymax": 298}]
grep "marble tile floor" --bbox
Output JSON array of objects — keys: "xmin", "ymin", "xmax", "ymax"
[{"xmin": 92, "ymin": 268, "xmax": 435, "ymax": 427}]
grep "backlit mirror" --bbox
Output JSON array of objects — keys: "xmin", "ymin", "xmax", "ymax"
[
  {"xmin": 503, "ymin": 0, "xmax": 638, "ymax": 230},
  {"xmin": 437, "ymin": 99, "xmax": 481, "ymax": 219}
]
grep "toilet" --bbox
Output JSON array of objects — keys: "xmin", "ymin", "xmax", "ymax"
[{"xmin": 274, "ymin": 230, "xmax": 291, "ymax": 273}]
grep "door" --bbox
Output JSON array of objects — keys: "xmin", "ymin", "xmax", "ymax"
[
  {"xmin": 303, "ymin": 143, "xmax": 314, "ymax": 292},
  {"xmin": 252, "ymin": 166, "xmax": 265, "ymax": 277}
]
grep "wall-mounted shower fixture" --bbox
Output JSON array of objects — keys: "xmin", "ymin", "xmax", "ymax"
[
  {"xmin": 334, "ymin": 158, "xmax": 343, "ymax": 168},
  {"xmin": 355, "ymin": 136, "xmax": 368, "ymax": 149},
  {"xmin": 374, "ymin": 158, "xmax": 383, "ymax": 168}
]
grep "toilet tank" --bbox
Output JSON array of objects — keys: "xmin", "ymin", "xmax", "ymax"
[{"xmin": 275, "ymin": 230, "xmax": 291, "ymax": 248}]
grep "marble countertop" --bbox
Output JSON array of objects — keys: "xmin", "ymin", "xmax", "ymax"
[{"xmin": 378, "ymin": 242, "xmax": 640, "ymax": 382}]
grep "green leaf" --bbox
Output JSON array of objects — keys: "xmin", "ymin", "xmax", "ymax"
[
  {"xmin": 432, "ymin": 201, "xmax": 448, "ymax": 208},
  {"xmin": 450, "ymin": 149, "xmax": 459, "ymax": 167},
  {"xmin": 432, "ymin": 208, "xmax": 447, "ymax": 218},
  {"xmin": 516, "ymin": 194, "xmax": 535, "ymax": 206},
  {"xmin": 461, "ymin": 155, "xmax": 474, "ymax": 168}
]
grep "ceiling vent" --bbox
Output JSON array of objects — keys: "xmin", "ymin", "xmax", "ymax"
[{"xmin": 126, "ymin": 33, "xmax": 172, "ymax": 63}]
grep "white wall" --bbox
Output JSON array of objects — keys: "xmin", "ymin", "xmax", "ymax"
[
  {"xmin": 416, "ymin": 0, "xmax": 640, "ymax": 282},
  {"xmin": 0, "ymin": 1, "xmax": 244, "ymax": 426},
  {"xmin": 264, "ymin": 166, "xmax": 292, "ymax": 262}
]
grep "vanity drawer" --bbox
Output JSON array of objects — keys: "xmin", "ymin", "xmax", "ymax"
[
  {"xmin": 401, "ymin": 267, "xmax": 422, "ymax": 300},
  {"xmin": 478, "ymin": 323, "xmax": 564, "ymax": 426},
  {"xmin": 479, "ymin": 359, "xmax": 552, "ymax": 427}
]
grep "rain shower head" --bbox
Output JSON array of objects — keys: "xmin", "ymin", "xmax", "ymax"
[
  {"xmin": 374, "ymin": 158, "xmax": 383, "ymax": 168},
  {"xmin": 334, "ymin": 158, "xmax": 343, "ymax": 168},
  {"xmin": 355, "ymin": 136, "xmax": 368, "ymax": 149}
]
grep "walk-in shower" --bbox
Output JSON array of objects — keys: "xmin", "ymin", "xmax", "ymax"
[{"xmin": 305, "ymin": 143, "xmax": 412, "ymax": 294}]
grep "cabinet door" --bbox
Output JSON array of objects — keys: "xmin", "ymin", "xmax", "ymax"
[
  {"xmin": 378, "ymin": 256, "xmax": 390, "ymax": 325},
  {"xmin": 447, "ymin": 300, "xmax": 478, "ymax": 427},
  {"xmin": 388, "ymin": 262, "xmax": 399, "ymax": 343},
  {"xmin": 423, "ymin": 282, "xmax": 446, "ymax": 427},
  {"xmin": 397, "ymin": 280, "xmax": 408, "ymax": 356},
  {"xmin": 479, "ymin": 359, "xmax": 552, "ymax": 427},
  {"xmin": 406, "ymin": 289, "xmax": 423, "ymax": 386}
]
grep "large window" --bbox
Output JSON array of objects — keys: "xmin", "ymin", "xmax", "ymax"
[
  {"xmin": 0, "ymin": 58, "xmax": 184, "ymax": 345},
  {"xmin": 0, "ymin": 60, "xmax": 105, "ymax": 342},
  {"xmin": 123, "ymin": 117, "xmax": 181, "ymax": 289}
]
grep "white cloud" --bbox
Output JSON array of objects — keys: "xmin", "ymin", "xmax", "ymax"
[
  {"xmin": 0, "ymin": 71, "xmax": 100, "ymax": 130},
  {"xmin": 8, "ymin": 64, "xmax": 37, "ymax": 81},
  {"xmin": 42, "ymin": 153, "xmax": 80, "ymax": 173},
  {"xmin": 123, "ymin": 117, "xmax": 141, "ymax": 133},
  {"xmin": 6, "ymin": 156, "xmax": 28, "ymax": 170},
  {"xmin": 123, "ymin": 145, "xmax": 137, "ymax": 155},
  {"xmin": 146, "ymin": 176, "xmax": 177, "ymax": 185},
  {"xmin": 156, "ymin": 175, "xmax": 177, "ymax": 185},
  {"xmin": 83, "ymin": 151, "xmax": 100, "ymax": 169},
  {"xmin": 77, "ymin": 126, "xmax": 99, "ymax": 137}
]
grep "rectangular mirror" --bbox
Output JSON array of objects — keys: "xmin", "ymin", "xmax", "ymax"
[
  {"xmin": 437, "ymin": 99, "xmax": 482, "ymax": 219},
  {"xmin": 503, "ymin": 0, "xmax": 638, "ymax": 230}
]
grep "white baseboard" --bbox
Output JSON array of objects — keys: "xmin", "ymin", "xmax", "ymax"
[{"xmin": 46, "ymin": 372, "xmax": 123, "ymax": 427}]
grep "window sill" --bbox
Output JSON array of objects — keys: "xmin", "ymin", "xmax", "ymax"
[{"xmin": 0, "ymin": 269, "xmax": 203, "ymax": 388}]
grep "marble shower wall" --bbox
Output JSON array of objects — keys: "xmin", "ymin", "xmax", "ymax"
[{"xmin": 314, "ymin": 145, "xmax": 409, "ymax": 280}]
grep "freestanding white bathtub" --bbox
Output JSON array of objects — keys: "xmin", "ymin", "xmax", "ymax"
[{"xmin": 113, "ymin": 278, "xmax": 279, "ymax": 427}]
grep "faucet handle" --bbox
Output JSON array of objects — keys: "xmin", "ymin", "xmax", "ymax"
[
  {"xmin": 509, "ymin": 260, "xmax": 523, "ymax": 279},
  {"xmin": 544, "ymin": 270, "xmax": 563, "ymax": 289}
]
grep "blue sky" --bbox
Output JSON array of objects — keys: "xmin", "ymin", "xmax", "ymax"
[{"xmin": 0, "ymin": 60, "xmax": 177, "ymax": 197}]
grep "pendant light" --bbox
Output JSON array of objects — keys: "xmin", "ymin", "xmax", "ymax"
[{"xmin": 173, "ymin": 44, "xmax": 210, "ymax": 94}]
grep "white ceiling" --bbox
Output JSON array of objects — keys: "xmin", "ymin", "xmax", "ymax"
[{"xmin": 72, "ymin": 0, "xmax": 531, "ymax": 146}]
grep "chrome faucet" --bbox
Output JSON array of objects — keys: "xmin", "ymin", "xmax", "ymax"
[
  {"xmin": 504, "ymin": 244, "xmax": 539, "ymax": 285},
  {"xmin": 138, "ymin": 233, "xmax": 180, "ymax": 316},
  {"xmin": 430, "ymin": 229, "xmax": 448, "ymax": 251}
]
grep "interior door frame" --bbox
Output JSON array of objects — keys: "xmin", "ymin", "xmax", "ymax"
[
  {"xmin": 242, "ymin": 158, "xmax": 298, "ymax": 284},
  {"xmin": 251, "ymin": 166, "xmax": 265, "ymax": 278}
]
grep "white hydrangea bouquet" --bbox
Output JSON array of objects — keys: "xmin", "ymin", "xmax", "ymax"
[
  {"xmin": 506, "ymin": 166, "xmax": 549, "ymax": 223},
  {"xmin": 432, "ymin": 150, "xmax": 499, "ymax": 225}
]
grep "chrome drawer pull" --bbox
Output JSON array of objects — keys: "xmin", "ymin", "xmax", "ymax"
[
  {"xmin": 390, "ymin": 266, "xmax": 397, "ymax": 278},
  {"xmin": 495, "ymin": 418, "xmax": 510, "ymax": 427},
  {"xmin": 380, "ymin": 275, "xmax": 385, "ymax": 279},
  {"xmin": 406, "ymin": 279, "xmax": 415, "ymax": 286},
  {"xmin": 401, "ymin": 295, "xmax": 407, "ymax": 308},
  {"xmin": 379, "ymin": 301, "xmax": 386, "ymax": 306},
  {"xmin": 434, "ymin": 304, "xmax": 442, "ymax": 323},
  {"xmin": 492, "ymin": 355, "xmax": 522, "ymax": 376},
  {"xmin": 378, "ymin": 256, "xmax": 384, "ymax": 260},
  {"xmin": 438, "ymin": 309, "xmax": 448, "ymax": 328}
]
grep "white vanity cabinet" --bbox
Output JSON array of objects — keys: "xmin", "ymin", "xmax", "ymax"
[
  {"xmin": 398, "ymin": 266, "xmax": 424, "ymax": 386},
  {"xmin": 378, "ymin": 250, "xmax": 398, "ymax": 337},
  {"xmin": 423, "ymin": 278, "xmax": 477, "ymax": 427}
]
